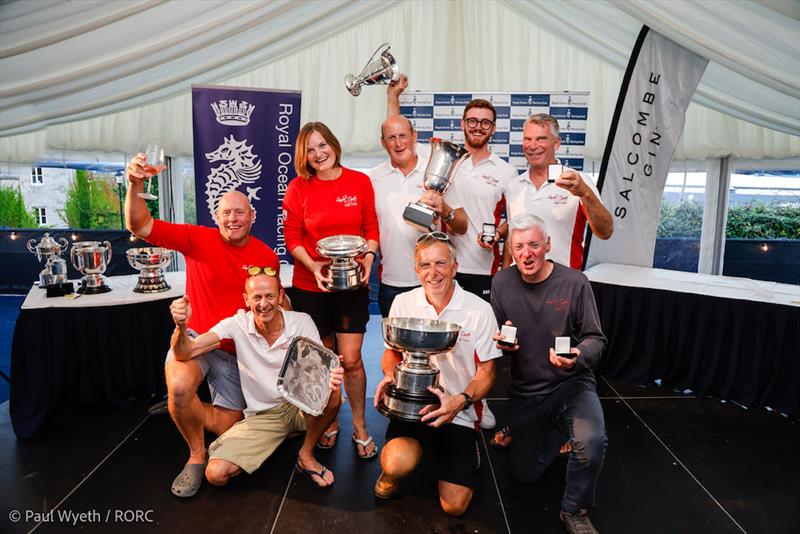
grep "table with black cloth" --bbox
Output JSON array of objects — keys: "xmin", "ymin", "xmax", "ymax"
[
  {"xmin": 585, "ymin": 263, "xmax": 800, "ymax": 417},
  {"xmin": 10, "ymin": 272, "xmax": 186, "ymax": 438}
]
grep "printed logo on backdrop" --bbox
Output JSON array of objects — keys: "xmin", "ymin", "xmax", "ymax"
[
  {"xmin": 400, "ymin": 91, "xmax": 589, "ymax": 172},
  {"xmin": 192, "ymin": 86, "xmax": 301, "ymax": 263}
]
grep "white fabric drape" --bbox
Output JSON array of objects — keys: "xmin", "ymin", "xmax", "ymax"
[{"xmin": 1, "ymin": 0, "xmax": 798, "ymax": 163}]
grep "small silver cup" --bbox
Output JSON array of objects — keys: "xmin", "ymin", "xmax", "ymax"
[
  {"xmin": 316, "ymin": 235, "xmax": 368, "ymax": 291},
  {"xmin": 345, "ymin": 43, "xmax": 400, "ymax": 97},
  {"xmin": 27, "ymin": 233, "xmax": 69, "ymax": 287},
  {"xmin": 70, "ymin": 241, "xmax": 112, "ymax": 294}
]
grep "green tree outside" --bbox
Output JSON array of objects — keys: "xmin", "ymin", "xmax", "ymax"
[
  {"xmin": 0, "ymin": 183, "xmax": 38, "ymax": 227},
  {"xmin": 62, "ymin": 170, "xmax": 121, "ymax": 229},
  {"xmin": 657, "ymin": 200, "xmax": 800, "ymax": 239}
]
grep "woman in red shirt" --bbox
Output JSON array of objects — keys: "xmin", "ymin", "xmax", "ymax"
[{"xmin": 283, "ymin": 122, "xmax": 380, "ymax": 459}]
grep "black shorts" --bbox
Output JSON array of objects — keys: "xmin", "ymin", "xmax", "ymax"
[
  {"xmin": 385, "ymin": 420, "xmax": 480, "ymax": 488},
  {"xmin": 455, "ymin": 272, "xmax": 492, "ymax": 303},
  {"xmin": 286, "ymin": 286, "xmax": 370, "ymax": 338}
]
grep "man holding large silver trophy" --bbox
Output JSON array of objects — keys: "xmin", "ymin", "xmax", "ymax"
[
  {"xmin": 126, "ymin": 155, "xmax": 281, "ymax": 498},
  {"xmin": 169, "ymin": 270, "xmax": 344, "ymax": 490},
  {"xmin": 368, "ymin": 107, "xmax": 467, "ymax": 317},
  {"xmin": 372, "ymin": 232, "xmax": 500, "ymax": 516}
]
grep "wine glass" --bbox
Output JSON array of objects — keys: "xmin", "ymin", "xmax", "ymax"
[{"xmin": 138, "ymin": 144, "xmax": 164, "ymax": 200}]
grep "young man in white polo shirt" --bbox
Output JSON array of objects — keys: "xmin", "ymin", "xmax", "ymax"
[
  {"xmin": 372, "ymin": 232, "xmax": 501, "ymax": 516},
  {"xmin": 169, "ymin": 269, "xmax": 344, "ymax": 490},
  {"xmin": 368, "ymin": 111, "xmax": 467, "ymax": 318}
]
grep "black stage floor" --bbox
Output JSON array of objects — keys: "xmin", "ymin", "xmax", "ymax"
[{"xmin": 2, "ymin": 373, "xmax": 798, "ymax": 534}]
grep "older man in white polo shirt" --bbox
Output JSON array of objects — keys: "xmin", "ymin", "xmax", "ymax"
[
  {"xmin": 170, "ymin": 268, "xmax": 344, "ymax": 490},
  {"xmin": 368, "ymin": 106, "xmax": 467, "ymax": 318},
  {"xmin": 372, "ymin": 232, "xmax": 501, "ymax": 516}
]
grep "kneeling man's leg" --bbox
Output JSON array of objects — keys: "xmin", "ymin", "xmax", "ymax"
[
  {"xmin": 562, "ymin": 383, "xmax": 607, "ymax": 513},
  {"xmin": 375, "ymin": 421, "xmax": 425, "ymax": 497},
  {"xmin": 436, "ymin": 424, "xmax": 480, "ymax": 516},
  {"xmin": 295, "ymin": 390, "xmax": 342, "ymax": 487}
]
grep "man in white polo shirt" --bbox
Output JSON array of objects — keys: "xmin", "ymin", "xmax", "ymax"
[
  {"xmin": 502, "ymin": 113, "xmax": 613, "ymax": 270},
  {"xmin": 169, "ymin": 269, "xmax": 344, "ymax": 489},
  {"xmin": 372, "ymin": 232, "xmax": 501, "ymax": 516},
  {"xmin": 370, "ymin": 85, "xmax": 467, "ymax": 318}
]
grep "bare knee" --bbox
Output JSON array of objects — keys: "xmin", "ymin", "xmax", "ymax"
[
  {"xmin": 205, "ymin": 459, "xmax": 240, "ymax": 486},
  {"xmin": 381, "ymin": 437, "xmax": 422, "ymax": 477},
  {"xmin": 166, "ymin": 362, "xmax": 201, "ymax": 405},
  {"xmin": 440, "ymin": 497, "xmax": 470, "ymax": 517},
  {"xmin": 439, "ymin": 484, "xmax": 473, "ymax": 516}
]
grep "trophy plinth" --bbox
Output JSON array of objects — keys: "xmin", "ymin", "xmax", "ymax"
[
  {"xmin": 27, "ymin": 233, "xmax": 70, "ymax": 288},
  {"xmin": 316, "ymin": 235, "xmax": 368, "ymax": 291},
  {"xmin": 377, "ymin": 317, "xmax": 461, "ymax": 422},
  {"xmin": 126, "ymin": 247, "xmax": 174, "ymax": 293},
  {"xmin": 71, "ymin": 241, "xmax": 112, "ymax": 294},
  {"xmin": 403, "ymin": 138, "xmax": 468, "ymax": 232}
]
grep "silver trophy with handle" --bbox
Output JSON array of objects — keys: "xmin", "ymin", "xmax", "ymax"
[
  {"xmin": 345, "ymin": 43, "xmax": 400, "ymax": 96},
  {"xmin": 403, "ymin": 138, "xmax": 468, "ymax": 232}
]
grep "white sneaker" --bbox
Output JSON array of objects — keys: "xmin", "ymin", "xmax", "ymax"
[{"xmin": 480, "ymin": 400, "xmax": 496, "ymax": 430}]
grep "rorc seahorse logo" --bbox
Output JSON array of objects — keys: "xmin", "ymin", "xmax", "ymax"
[{"xmin": 205, "ymin": 135, "xmax": 262, "ymax": 222}]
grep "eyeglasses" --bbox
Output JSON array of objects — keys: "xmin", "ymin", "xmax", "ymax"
[
  {"xmin": 383, "ymin": 132, "xmax": 410, "ymax": 144},
  {"xmin": 246, "ymin": 266, "xmax": 277, "ymax": 277},
  {"xmin": 464, "ymin": 117, "xmax": 495, "ymax": 130},
  {"xmin": 416, "ymin": 231, "xmax": 450, "ymax": 244}
]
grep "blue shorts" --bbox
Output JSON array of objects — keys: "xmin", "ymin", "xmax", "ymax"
[{"xmin": 165, "ymin": 330, "xmax": 246, "ymax": 411}]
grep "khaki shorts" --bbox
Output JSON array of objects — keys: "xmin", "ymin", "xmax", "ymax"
[{"xmin": 208, "ymin": 402, "xmax": 307, "ymax": 474}]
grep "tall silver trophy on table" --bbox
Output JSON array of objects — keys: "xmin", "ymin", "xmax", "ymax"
[
  {"xmin": 70, "ymin": 241, "xmax": 112, "ymax": 294},
  {"xmin": 345, "ymin": 43, "xmax": 400, "ymax": 96},
  {"xmin": 403, "ymin": 138, "xmax": 468, "ymax": 232},
  {"xmin": 377, "ymin": 317, "xmax": 462, "ymax": 422},
  {"xmin": 26, "ymin": 233, "xmax": 69, "ymax": 288},
  {"xmin": 126, "ymin": 247, "xmax": 174, "ymax": 293}
]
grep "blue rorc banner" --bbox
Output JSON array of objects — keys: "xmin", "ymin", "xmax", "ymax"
[{"xmin": 191, "ymin": 85, "xmax": 301, "ymax": 264}]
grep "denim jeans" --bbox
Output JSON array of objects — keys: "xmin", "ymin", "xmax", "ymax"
[
  {"xmin": 508, "ymin": 373, "xmax": 607, "ymax": 513},
  {"xmin": 378, "ymin": 282, "xmax": 417, "ymax": 318}
]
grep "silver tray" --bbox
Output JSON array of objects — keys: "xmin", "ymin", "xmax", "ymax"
[
  {"xmin": 316, "ymin": 234, "xmax": 368, "ymax": 259},
  {"xmin": 277, "ymin": 336, "xmax": 341, "ymax": 416}
]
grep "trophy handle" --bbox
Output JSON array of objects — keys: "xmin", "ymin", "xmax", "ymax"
[
  {"xmin": 70, "ymin": 245, "xmax": 82, "ymax": 271},
  {"xmin": 102, "ymin": 241, "xmax": 112, "ymax": 264},
  {"xmin": 26, "ymin": 238, "xmax": 37, "ymax": 253},
  {"xmin": 57, "ymin": 237, "xmax": 69, "ymax": 252}
]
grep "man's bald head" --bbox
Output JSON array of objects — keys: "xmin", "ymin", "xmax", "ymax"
[
  {"xmin": 380, "ymin": 115, "xmax": 418, "ymax": 171},
  {"xmin": 216, "ymin": 190, "xmax": 255, "ymax": 246},
  {"xmin": 380, "ymin": 115, "xmax": 415, "ymax": 139}
]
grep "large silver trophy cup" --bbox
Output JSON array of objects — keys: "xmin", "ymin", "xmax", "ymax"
[
  {"xmin": 27, "ymin": 233, "xmax": 69, "ymax": 287},
  {"xmin": 345, "ymin": 43, "xmax": 400, "ymax": 97},
  {"xmin": 316, "ymin": 235, "xmax": 368, "ymax": 291},
  {"xmin": 70, "ymin": 241, "xmax": 112, "ymax": 294},
  {"xmin": 126, "ymin": 247, "xmax": 174, "ymax": 293},
  {"xmin": 403, "ymin": 138, "xmax": 469, "ymax": 232},
  {"xmin": 377, "ymin": 317, "xmax": 462, "ymax": 422}
]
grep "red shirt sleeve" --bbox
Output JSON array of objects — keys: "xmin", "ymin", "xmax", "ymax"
[{"xmin": 147, "ymin": 219, "xmax": 194, "ymax": 254}]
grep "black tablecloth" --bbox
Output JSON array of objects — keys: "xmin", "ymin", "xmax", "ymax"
[
  {"xmin": 10, "ymin": 298, "xmax": 174, "ymax": 438},
  {"xmin": 592, "ymin": 281, "xmax": 800, "ymax": 417}
]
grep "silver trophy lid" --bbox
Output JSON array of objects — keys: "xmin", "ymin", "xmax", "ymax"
[{"xmin": 316, "ymin": 235, "xmax": 368, "ymax": 258}]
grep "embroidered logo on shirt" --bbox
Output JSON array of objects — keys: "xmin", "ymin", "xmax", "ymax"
[
  {"xmin": 547, "ymin": 193, "xmax": 569, "ymax": 205},
  {"xmin": 459, "ymin": 331, "xmax": 472, "ymax": 342},
  {"xmin": 336, "ymin": 194, "xmax": 358, "ymax": 207},
  {"xmin": 546, "ymin": 297, "xmax": 570, "ymax": 312},
  {"xmin": 481, "ymin": 174, "xmax": 500, "ymax": 187}
]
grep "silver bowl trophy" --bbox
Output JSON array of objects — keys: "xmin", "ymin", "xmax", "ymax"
[
  {"xmin": 403, "ymin": 138, "xmax": 469, "ymax": 232},
  {"xmin": 278, "ymin": 337, "xmax": 341, "ymax": 416},
  {"xmin": 27, "ymin": 233, "xmax": 70, "ymax": 288},
  {"xmin": 126, "ymin": 247, "xmax": 174, "ymax": 293},
  {"xmin": 377, "ymin": 317, "xmax": 462, "ymax": 422},
  {"xmin": 70, "ymin": 241, "xmax": 112, "ymax": 294},
  {"xmin": 345, "ymin": 42, "xmax": 400, "ymax": 97},
  {"xmin": 316, "ymin": 235, "xmax": 368, "ymax": 291}
]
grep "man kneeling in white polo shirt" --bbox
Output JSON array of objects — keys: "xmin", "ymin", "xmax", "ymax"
[
  {"xmin": 169, "ymin": 268, "xmax": 343, "ymax": 489},
  {"xmin": 373, "ymin": 232, "xmax": 501, "ymax": 515}
]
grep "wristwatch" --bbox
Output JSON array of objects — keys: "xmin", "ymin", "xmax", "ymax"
[
  {"xmin": 442, "ymin": 208, "xmax": 455, "ymax": 222},
  {"xmin": 459, "ymin": 392, "xmax": 473, "ymax": 411}
]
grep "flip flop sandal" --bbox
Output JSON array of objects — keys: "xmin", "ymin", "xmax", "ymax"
[
  {"xmin": 490, "ymin": 425, "xmax": 512, "ymax": 450},
  {"xmin": 294, "ymin": 460, "xmax": 333, "ymax": 489},
  {"xmin": 374, "ymin": 470, "xmax": 398, "ymax": 499},
  {"xmin": 316, "ymin": 428, "xmax": 339, "ymax": 449},
  {"xmin": 171, "ymin": 462, "xmax": 206, "ymax": 497},
  {"xmin": 352, "ymin": 433, "xmax": 378, "ymax": 459}
]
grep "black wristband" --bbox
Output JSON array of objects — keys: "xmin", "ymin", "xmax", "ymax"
[
  {"xmin": 364, "ymin": 250, "xmax": 377, "ymax": 259},
  {"xmin": 459, "ymin": 392, "xmax": 473, "ymax": 411}
]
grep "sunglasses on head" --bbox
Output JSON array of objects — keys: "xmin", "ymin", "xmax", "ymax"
[
  {"xmin": 246, "ymin": 266, "xmax": 277, "ymax": 277},
  {"xmin": 415, "ymin": 231, "xmax": 450, "ymax": 244}
]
